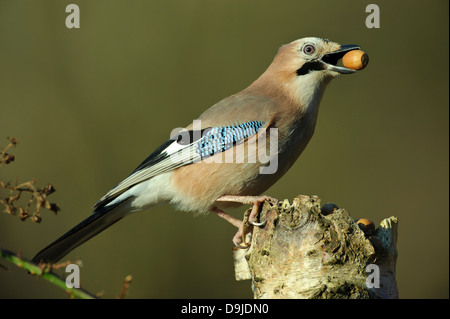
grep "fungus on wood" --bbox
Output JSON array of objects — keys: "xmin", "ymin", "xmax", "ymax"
[{"xmin": 233, "ymin": 195, "xmax": 398, "ymax": 299}]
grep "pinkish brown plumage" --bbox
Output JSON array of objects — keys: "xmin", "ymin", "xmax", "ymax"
[{"xmin": 33, "ymin": 37, "xmax": 364, "ymax": 262}]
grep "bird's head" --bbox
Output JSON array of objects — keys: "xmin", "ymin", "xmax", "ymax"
[
  {"xmin": 252, "ymin": 37, "xmax": 362, "ymax": 105},
  {"xmin": 290, "ymin": 37, "xmax": 361, "ymax": 76},
  {"xmin": 272, "ymin": 37, "xmax": 361, "ymax": 79}
]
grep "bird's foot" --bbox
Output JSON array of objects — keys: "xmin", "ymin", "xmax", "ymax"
[
  {"xmin": 213, "ymin": 195, "xmax": 278, "ymax": 249},
  {"xmin": 212, "ymin": 207, "xmax": 252, "ymax": 249},
  {"xmin": 216, "ymin": 195, "xmax": 278, "ymax": 227}
]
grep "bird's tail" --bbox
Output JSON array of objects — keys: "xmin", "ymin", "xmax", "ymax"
[{"xmin": 32, "ymin": 201, "xmax": 129, "ymax": 264}]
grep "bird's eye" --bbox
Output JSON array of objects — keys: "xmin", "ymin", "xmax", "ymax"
[{"xmin": 303, "ymin": 44, "xmax": 315, "ymax": 55}]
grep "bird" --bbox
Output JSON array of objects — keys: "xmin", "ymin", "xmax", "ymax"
[{"xmin": 32, "ymin": 37, "xmax": 363, "ymax": 264}]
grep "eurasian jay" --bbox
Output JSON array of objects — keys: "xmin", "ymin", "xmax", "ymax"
[{"xmin": 32, "ymin": 37, "xmax": 363, "ymax": 264}]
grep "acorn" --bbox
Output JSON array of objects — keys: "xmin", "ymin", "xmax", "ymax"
[{"xmin": 342, "ymin": 50, "xmax": 369, "ymax": 70}]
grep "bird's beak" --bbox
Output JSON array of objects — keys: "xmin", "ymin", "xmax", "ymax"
[{"xmin": 321, "ymin": 44, "xmax": 361, "ymax": 74}]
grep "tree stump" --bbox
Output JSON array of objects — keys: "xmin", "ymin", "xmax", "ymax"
[{"xmin": 233, "ymin": 195, "xmax": 398, "ymax": 299}]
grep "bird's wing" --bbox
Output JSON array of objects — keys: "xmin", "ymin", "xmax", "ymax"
[{"xmin": 94, "ymin": 120, "xmax": 267, "ymax": 209}]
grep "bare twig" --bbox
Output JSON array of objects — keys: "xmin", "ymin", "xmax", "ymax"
[
  {"xmin": 0, "ymin": 137, "xmax": 17, "ymax": 167},
  {"xmin": 0, "ymin": 137, "xmax": 60, "ymax": 222},
  {"xmin": 117, "ymin": 275, "xmax": 133, "ymax": 299}
]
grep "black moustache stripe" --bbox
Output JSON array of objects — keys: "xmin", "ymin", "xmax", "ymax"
[{"xmin": 296, "ymin": 61, "xmax": 325, "ymax": 76}]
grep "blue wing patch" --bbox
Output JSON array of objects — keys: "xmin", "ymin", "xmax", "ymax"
[{"xmin": 195, "ymin": 121, "xmax": 265, "ymax": 159}]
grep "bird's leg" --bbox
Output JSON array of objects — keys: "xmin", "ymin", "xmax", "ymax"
[
  {"xmin": 213, "ymin": 195, "xmax": 278, "ymax": 249},
  {"xmin": 212, "ymin": 207, "xmax": 252, "ymax": 249},
  {"xmin": 216, "ymin": 195, "xmax": 279, "ymax": 226}
]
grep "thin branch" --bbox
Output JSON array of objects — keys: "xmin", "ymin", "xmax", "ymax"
[
  {"xmin": 117, "ymin": 275, "xmax": 133, "ymax": 299},
  {"xmin": 0, "ymin": 248, "xmax": 96, "ymax": 299}
]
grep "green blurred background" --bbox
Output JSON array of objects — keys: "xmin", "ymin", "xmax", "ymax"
[{"xmin": 0, "ymin": 0, "xmax": 448, "ymax": 299}]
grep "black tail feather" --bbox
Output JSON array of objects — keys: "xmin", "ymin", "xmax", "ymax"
[{"xmin": 32, "ymin": 199, "xmax": 130, "ymax": 264}]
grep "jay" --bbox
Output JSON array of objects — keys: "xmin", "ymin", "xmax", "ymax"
[{"xmin": 32, "ymin": 37, "xmax": 363, "ymax": 264}]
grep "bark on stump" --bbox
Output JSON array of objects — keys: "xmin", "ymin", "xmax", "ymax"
[{"xmin": 233, "ymin": 195, "xmax": 398, "ymax": 299}]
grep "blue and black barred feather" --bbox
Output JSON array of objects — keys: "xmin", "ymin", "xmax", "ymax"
[
  {"xmin": 195, "ymin": 121, "xmax": 265, "ymax": 159},
  {"xmin": 129, "ymin": 121, "xmax": 265, "ymax": 174}
]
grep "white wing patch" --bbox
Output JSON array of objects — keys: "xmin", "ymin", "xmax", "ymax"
[{"xmin": 95, "ymin": 140, "xmax": 200, "ymax": 208}]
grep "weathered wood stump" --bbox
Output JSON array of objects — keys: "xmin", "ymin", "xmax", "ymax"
[{"xmin": 233, "ymin": 195, "xmax": 398, "ymax": 299}]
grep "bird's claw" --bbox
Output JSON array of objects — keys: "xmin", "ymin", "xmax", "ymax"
[
  {"xmin": 248, "ymin": 204, "xmax": 267, "ymax": 227},
  {"xmin": 250, "ymin": 220, "xmax": 266, "ymax": 227},
  {"xmin": 232, "ymin": 224, "xmax": 252, "ymax": 249},
  {"xmin": 247, "ymin": 195, "xmax": 277, "ymax": 227},
  {"xmin": 233, "ymin": 240, "xmax": 251, "ymax": 250}
]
